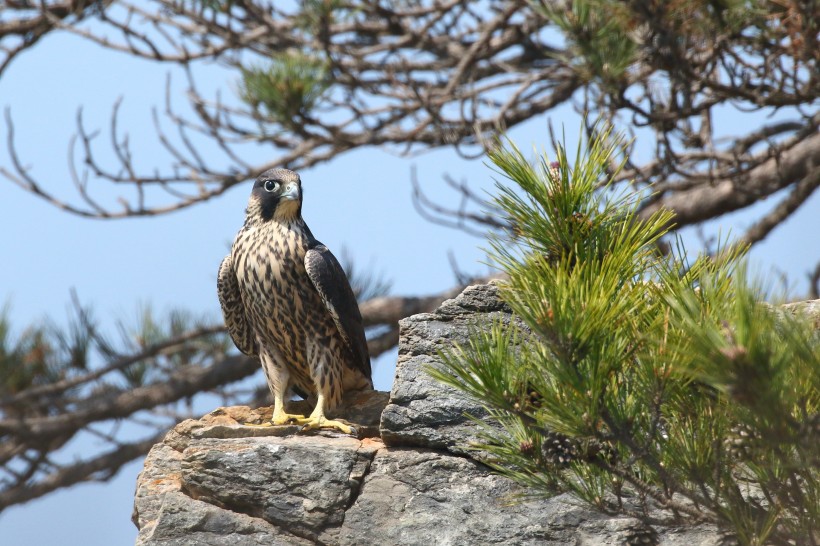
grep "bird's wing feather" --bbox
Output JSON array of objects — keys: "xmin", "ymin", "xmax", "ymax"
[
  {"xmin": 304, "ymin": 244, "xmax": 372, "ymax": 380},
  {"xmin": 217, "ymin": 255, "xmax": 258, "ymax": 356}
]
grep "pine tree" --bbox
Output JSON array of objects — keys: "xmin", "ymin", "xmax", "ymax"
[{"xmin": 431, "ymin": 127, "xmax": 820, "ymax": 545}]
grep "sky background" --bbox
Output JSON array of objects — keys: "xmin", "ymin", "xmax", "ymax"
[{"xmin": 0, "ymin": 20, "xmax": 818, "ymax": 546}]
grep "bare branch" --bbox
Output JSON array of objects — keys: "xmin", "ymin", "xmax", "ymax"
[
  {"xmin": 0, "ymin": 275, "xmax": 503, "ymax": 509},
  {"xmin": 411, "ymin": 167, "xmax": 507, "ymax": 237},
  {"xmin": 0, "ymin": 0, "xmax": 103, "ymax": 77},
  {"xmin": 640, "ymin": 131, "xmax": 820, "ymax": 229},
  {"xmin": 739, "ymin": 167, "xmax": 820, "ymax": 247},
  {"xmin": 0, "ymin": 434, "xmax": 160, "ymax": 512},
  {"xmin": 0, "ymin": 353, "xmax": 257, "ymax": 439},
  {"xmin": 360, "ymin": 275, "xmax": 500, "ymax": 328},
  {"xmin": 367, "ymin": 328, "xmax": 400, "ymax": 359},
  {"xmin": 0, "ymin": 325, "xmax": 226, "ymax": 407},
  {"xmin": 1, "ymin": 0, "xmax": 812, "ymax": 247}
]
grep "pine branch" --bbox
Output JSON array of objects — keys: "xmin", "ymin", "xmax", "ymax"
[
  {"xmin": 0, "ymin": 434, "xmax": 160, "ymax": 512},
  {"xmin": 1, "ymin": 0, "xmax": 816, "ymax": 246},
  {"xmin": 435, "ymin": 125, "xmax": 820, "ymax": 544}
]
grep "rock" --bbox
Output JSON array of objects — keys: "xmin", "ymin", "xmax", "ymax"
[
  {"xmin": 132, "ymin": 443, "xmax": 185, "ymax": 542},
  {"xmin": 134, "ymin": 283, "xmax": 727, "ymax": 546},
  {"xmin": 134, "ymin": 419, "xmax": 719, "ymax": 545},
  {"xmin": 132, "ymin": 442, "xmax": 305, "ymax": 546},
  {"xmin": 781, "ymin": 298, "xmax": 820, "ymax": 328},
  {"xmin": 139, "ymin": 492, "xmax": 304, "ymax": 546},
  {"xmin": 133, "ymin": 421, "xmax": 383, "ymax": 545},
  {"xmin": 133, "ymin": 392, "xmax": 388, "ymax": 545},
  {"xmin": 338, "ymin": 446, "xmax": 602, "ymax": 545},
  {"xmin": 244, "ymin": 390, "xmax": 389, "ymax": 439},
  {"xmin": 380, "ymin": 282, "xmax": 521, "ymax": 456},
  {"xmin": 181, "ymin": 435, "xmax": 378, "ymax": 544}
]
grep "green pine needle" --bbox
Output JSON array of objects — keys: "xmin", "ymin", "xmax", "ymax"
[
  {"xmin": 239, "ymin": 51, "xmax": 330, "ymax": 126},
  {"xmin": 433, "ymin": 122, "xmax": 819, "ymax": 543}
]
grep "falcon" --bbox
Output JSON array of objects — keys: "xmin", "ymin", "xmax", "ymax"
[{"xmin": 217, "ymin": 168, "xmax": 372, "ymax": 434}]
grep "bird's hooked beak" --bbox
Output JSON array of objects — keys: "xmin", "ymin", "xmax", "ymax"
[{"xmin": 281, "ymin": 183, "xmax": 301, "ymax": 202}]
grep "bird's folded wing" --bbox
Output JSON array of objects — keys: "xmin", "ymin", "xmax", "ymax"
[
  {"xmin": 304, "ymin": 244, "xmax": 372, "ymax": 379},
  {"xmin": 217, "ymin": 255, "xmax": 258, "ymax": 356}
]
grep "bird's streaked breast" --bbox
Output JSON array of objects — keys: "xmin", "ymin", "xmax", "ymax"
[{"xmin": 230, "ymin": 220, "xmax": 341, "ymax": 393}]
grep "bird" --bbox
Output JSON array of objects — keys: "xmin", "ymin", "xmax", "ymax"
[{"xmin": 217, "ymin": 168, "xmax": 372, "ymax": 434}]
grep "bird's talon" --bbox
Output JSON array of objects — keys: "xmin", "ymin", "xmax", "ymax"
[
  {"xmin": 295, "ymin": 416, "xmax": 354, "ymax": 435},
  {"xmin": 239, "ymin": 412, "xmax": 308, "ymax": 427},
  {"xmin": 244, "ymin": 421, "xmax": 274, "ymax": 427},
  {"xmin": 270, "ymin": 412, "xmax": 308, "ymax": 426}
]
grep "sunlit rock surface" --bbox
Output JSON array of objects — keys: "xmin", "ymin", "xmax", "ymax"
[{"xmin": 134, "ymin": 283, "xmax": 735, "ymax": 546}]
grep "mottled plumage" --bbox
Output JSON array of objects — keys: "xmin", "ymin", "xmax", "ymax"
[{"xmin": 217, "ymin": 168, "xmax": 371, "ymax": 433}]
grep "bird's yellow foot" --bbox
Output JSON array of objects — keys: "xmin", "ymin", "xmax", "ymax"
[
  {"xmin": 294, "ymin": 416, "xmax": 354, "ymax": 435},
  {"xmin": 272, "ymin": 412, "xmax": 308, "ymax": 426},
  {"xmin": 245, "ymin": 412, "xmax": 307, "ymax": 427}
]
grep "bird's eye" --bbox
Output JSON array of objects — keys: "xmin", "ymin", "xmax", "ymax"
[{"xmin": 264, "ymin": 180, "xmax": 279, "ymax": 193}]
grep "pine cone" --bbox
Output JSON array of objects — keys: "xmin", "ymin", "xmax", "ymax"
[
  {"xmin": 583, "ymin": 438, "xmax": 619, "ymax": 465},
  {"xmin": 540, "ymin": 430, "xmax": 578, "ymax": 466},
  {"xmin": 725, "ymin": 423, "xmax": 760, "ymax": 459},
  {"xmin": 526, "ymin": 389, "xmax": 542, "ymax": 409}
]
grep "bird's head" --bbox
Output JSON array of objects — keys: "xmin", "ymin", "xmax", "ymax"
[{"xmin": 246, "ymin": 168, "xmax": 303, "ymax": 223}]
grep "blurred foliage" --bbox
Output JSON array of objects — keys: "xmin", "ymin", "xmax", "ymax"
[
  {"xmin": 431, "ymin": 126, "xmax": 820, "ymax": 544},
  {"xmin": 295, "ymin": 0, "xmax": 352, "ymax": 31},
  {"xmin": 0, "ymin": 301, "xmax": 91, "ymax": 399},
  {"xmin": 0, "ymin": 295, "xmax": 248, "ymax": 511},
  {"xmin": 339, "ymin": 248, "xmax": 393, "ymax": 302},
  {"xmin": 239, "ymin": 50, "xmax": 330, "ymax": 127},
  {"xmin": 536, "ymin": 0, "xmax": 812, "ymax": 87},
  {"xmin": 0, "ymin": 300, "xmax": 229, "ymax": 404}
]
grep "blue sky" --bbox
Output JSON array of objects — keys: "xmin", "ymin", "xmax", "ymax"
[{"xmin": 0, "ymin": 24, "xmax": 818, "ymax": 546}]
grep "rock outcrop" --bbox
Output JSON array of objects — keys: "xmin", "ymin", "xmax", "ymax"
[
  {"xmin": 380, "ymin": 283, "xmax": 517, "ymax": 456},
  {"xmin": 133, "ymin": 283, "xmax": 725, "ymax": 546}
]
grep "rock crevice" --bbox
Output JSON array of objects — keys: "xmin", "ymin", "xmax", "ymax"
[
  {"xmin": 343, "ymin": 440, "xmax": 379, "ymax": 512},
  {"xmin": 134, "ymin": 283, "xmax": 732, "ymax": 545}
]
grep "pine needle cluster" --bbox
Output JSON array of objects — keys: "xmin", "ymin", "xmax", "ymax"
[
  {"xmin": 537, "ymin": 0, "xmax": 772, "ymax": 86},
  {"xmin": 0, "ymin": 303, "xmax": 230, "ymax": 402},
  {"xmin": 431, "ymin": 127, "xmax": 820, "ymax": 545},
  {"xmin": 239, "ymin": 50, "xmax": 330, "ymax": 127}
]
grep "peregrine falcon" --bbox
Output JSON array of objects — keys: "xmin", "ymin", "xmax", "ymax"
[{"xmin": 217, "ymin": 168, "xmax": 372, "ymax": 434}]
